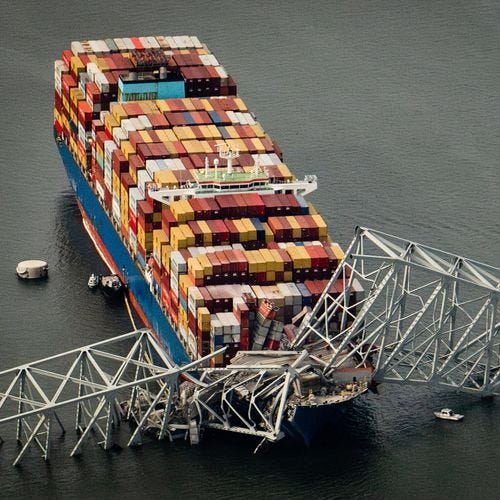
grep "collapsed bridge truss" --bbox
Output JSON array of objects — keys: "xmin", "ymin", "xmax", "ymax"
[{"xmin": 293, "ymin": 227, "xmax": 499, "ymax": 396}]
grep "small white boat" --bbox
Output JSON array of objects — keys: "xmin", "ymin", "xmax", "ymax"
[
  {"xmin": 88, "ymin": 273, "xmax": 100, "ymax": 289},
  {"xmin": 434, "ymin": 408, "xmax": 463, "ymax": 421}
]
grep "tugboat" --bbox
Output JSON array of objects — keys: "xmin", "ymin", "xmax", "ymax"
[
  {"xmin": 100, "ymin": 274, "xmax": 124, "ymax": 294},
  {"xmin": 87, "ymin": 273, "xmax": 100, "ymax": 289}
]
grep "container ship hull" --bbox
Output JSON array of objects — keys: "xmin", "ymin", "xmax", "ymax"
[
  {"xmin": 57, "ymin": 135, "xmax": 189, "ymax": 364},
  {"xmin": 54, "ymin": 35, "xmax": 368, "ymax": 445}
]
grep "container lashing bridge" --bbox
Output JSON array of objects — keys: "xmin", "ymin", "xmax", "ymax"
[{"xmin": 0, "ymin": 227, "xmax": 498, "ymax": 465}]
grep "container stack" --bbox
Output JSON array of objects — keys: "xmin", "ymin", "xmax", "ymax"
[{"xmin": 54, "ymin": 36, "xmax": 361, "ymax": 366}]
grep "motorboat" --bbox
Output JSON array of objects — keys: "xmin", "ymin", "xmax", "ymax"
[
  {"xmin": 88, "ymin": 273, "xmax": 100, "ymax": 289},
  {"xmin": 433, "ymin": 408, "xmax": 463, "ymax": 421}
]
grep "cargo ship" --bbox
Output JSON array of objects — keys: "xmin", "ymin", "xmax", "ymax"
[{"xmin": 54, "ymin": 35, "xmax": 367, "ymax": 444}]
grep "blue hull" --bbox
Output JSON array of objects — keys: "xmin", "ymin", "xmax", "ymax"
[
  {"xmin": 56, "ymin": 140, "xmax": 189, "ymax": 365},
  {"xmin": 283, "ymin": 400, "xmax": 351, "ymax": 446}
]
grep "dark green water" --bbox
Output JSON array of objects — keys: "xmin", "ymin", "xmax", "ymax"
[{"xmin": 0, "ymin": 1, "xmax": 498, "ymax": 498}]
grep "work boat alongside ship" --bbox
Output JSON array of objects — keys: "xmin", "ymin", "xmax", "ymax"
[{"xmin": 54, "ymin": 35, "xmax": 367, "ymax": 444}]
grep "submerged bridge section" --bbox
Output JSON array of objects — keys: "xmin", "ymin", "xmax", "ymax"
[
  {"xmin": 0, "ymin": 330, "xmax": 326, "ymax": 465},
  {"xmin": 293, "ymin": 227, "xmax": 500, "ymax": 396},
  {"xmin": 0, "ymin": 228, "xmax": 498, "ymax": 465}
]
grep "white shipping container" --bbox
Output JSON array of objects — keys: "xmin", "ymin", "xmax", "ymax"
[
  {"xmin": 128, "ymin": 187, "xmax": 143, "ymax": 214},
  {"xmin": 145, "ymin": 159, "xmax": 160, "ymax": 178},
  {"xmin": 104, "ymin": 169, "xmax": 112, "ymax": 191},
  {"xmin": 130, "ymin": 117, "xmax": 144, "ymax": 131},
  {"xmin": 199, "ymin": 54, "xmax": 211, "ymax": 66},
  {"xmin": 88, "ymin": 40, "xmax": 102, "ymax": 54},
  {"xmin": 98, "ymin": 40, "xmax": 110, "ymax": 53},
  {"xmin": 207, "ymin": 54, "xmax": 219, "ymax": 67},
  {"xmin": 147, "ymin": 36, "xmax": 160, "ymax": 49},
  {"xmin": 190, "ymin": 36, "xmax": 203, "ymax": 49},
  {"xmin": 70, "ymin": 41, "xmax": 85, "ymax": 56},
  {"xmin": 122, "ymin": 38, "xmax": 134, "ymax": 51},
  {"xmin": 139, "ymin": 37, "xmax": 151, "ymax": 49},
  {"xmin": 234, "ymin": 112, "xmax": 247, "ymax": 125},
  {"xmin": 226, "ymin": 110, "xmax": 238, "ymax": 124},
  {"xmin": 129, "ymin": 229, "xmax": 137, "ymax": 253},
  {"xmin": 172, "ymin": 36, "xmax": 186, "ymax": 49},
  {"xmin": 94, "ymin": 72, "xmax": 109, "ymax": 93},
  {"xmin": 113, "ymin": 38, "xmax": 127, "ymax": 52},
  {"xmin": 137, "ymin": 115, "xmax": 152, "ymax": 130},
  {"xmin": 113, "ymin": 127, "xmax": 127, "ymax": 146},
  {"xmin": 173, "ymin": 158, "xmax": 184, "ymax": 170},
  {"xmin": 95, "ymin": 179, "xmax": 105, "ymax": 201},
  {"xmin": 112, "ymin": 195, "xmax": 121, "ymax": 224},
  {"xmin": 137, "ymin": 169, "xmax": 152, "ymax": 198},
  {"xmin": 99, "ymin": 110, "xmax": 110, "ymax": 122},
  {"xmin": 170, "ymin": 251, "xmax": 187, "ymax": 273},
  {"xmin": 121, "ymin": 118, "xmax": 136, "ymax": 136},
  {"xmin": 165, "ymin": 36, "xmax": 176, "ymax": 48}
]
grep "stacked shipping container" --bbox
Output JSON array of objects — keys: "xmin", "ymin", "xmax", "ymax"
[{"xmin": 54, "ymin": 35, "xmax": 360, "ymax": 366}]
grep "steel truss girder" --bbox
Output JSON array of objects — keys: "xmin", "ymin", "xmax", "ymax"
[
  {"xmin": 0, "ymin": 329, "xmax": 218, "ymax": 465},
  {"xmin": 293, "ymin": 227, "xmax": 500, "ymax": 396}
]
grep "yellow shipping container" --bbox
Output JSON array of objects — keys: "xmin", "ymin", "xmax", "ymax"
[
  {"xmin": 284, "ymin": 271, "xmax": 293, "ymax": 282},
  {"xmin": 155, "ymin": 100, "xmax": 170, "ymax": 113},
  {"xmin": 269, "ymin": 249, "xmax": 284, "ymax": 272},
  {"xmin": 330, "ymin": 243, "xmax": 344, "ymax": 262},
  {"xmin": 62, "ymin": 95, "xmax": 69, "ymax": 112},
  {"xmin": 311, "ymin": 215, "xmax": 328, "ymax": 238},
  {"xmin": 207, "ymin": 125, "xmax": 222, "ymax": 139},
  {"xmin": 180, "ymin": 224, "xmax": 195, "ymax": 247},
  {"xmin": 156, "ymin": 129, "xmax": 177, "ymax": 143},
  {"xmin": 154, "ymin": 170, "xmax": 178, "ymax": 188},
  {"xmin": 170, "ymin": 227, "xmax": 186, "ymax": 250},
  {"xmin": 70, "ymin": 56, "xmax": 85, "ymax": 77},
  {"xmin": 278, "ymin": 164, "xmax": 294, "ymax": 182},
  {"xmin": 112, "ymin": 171, "xmax": 121, "ymax": 196},
  {"xmin": 119, "ymin": 140, "xmax": 134, "ymax": 161},
  {"xmin": 266, "ymin": 271, "xmax": 276, "ymax": 283},
  {"xmin": 259, "ymin": 248, "xmax": 275, "ymax": 272},
  {"xmin": 197, "ymin": 254, "xmax": 213, "ymax": 276},
  {"xmin": 198, "ymin": 125, "xmax": 211, "ymax": 139},
  {"xmin": 179, "ymin": 274, "xmax": 194, "ymax": 296},
  {"xmin": 233, "ymin": 219, "xmax": 248, "ymax": 242},
  {"xmin": 181, "ymin": 98, "xmax": 196, "ymax": 111},
  {"xmin": 299, "ymin": 246, "xmax": 311, "ymax": 268},
  {"xmin": 242, "ymin": 218, "xmax": 257, "ymax": 241},
  {"xmin": 137, "ymin": 225, "xmax": 153, "ymax": 252},
  {"xmin": 161, "ymin": 244, "xmax": 172, "ymax": 271},
  {"xmin": 246, "ymin": 251, "xmax": 259, "ymax": 274},
  {"xmin": 105, "ymin": 114, "xmax": 119, "ymax": 137},
  {"xmin": 250, "ymin": 138, "xmax": 266, "ymax": 154},
  {"xmin": 308, "ymin": 203, "xmax": 318, "ymax": 215},
  {"xmin": 197, "ymin": 221, "xmax": 212, "ymax": 246},
  {"xmin": 153, "ymin": 229, "xmax": 169, "ymax": 262},
  {"xmin": 250, "ymin": 123, "xmax": 266, "ymax": 138},
  {"xmin": 233, "ymin": 98, "xmax": 248, "ymax": 112},
  {"xmin": 111, "ymin": 104, "xmax": 128, "ymax": 124},
  {"xmin": 201, "ymin": 99, "xmax": 214, "ymax": 112},
  {"xmin": 254, "ymin": 251, "xmax": 266, "ymax": 273},
  {"xmin": 287, "ymin": 216, "xmax": 301, "ymax": 239},
  {"xmin": 224, "ymin": 126, "xmax": 238, "ymax": 139},
  {"xmin": 137, "ymin": 130, "xmax": 152, "ymax": 143},
  {"xmin": 188, "ymin": 258, "xmax": 204, "ymax": 279},
  {"xmin": 70, "ymin": 87, "xmax": 84, "ymax": 106},
  {"xmin": 261, "ymin": 222, "xmax": 274, "ymax": 243}
]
